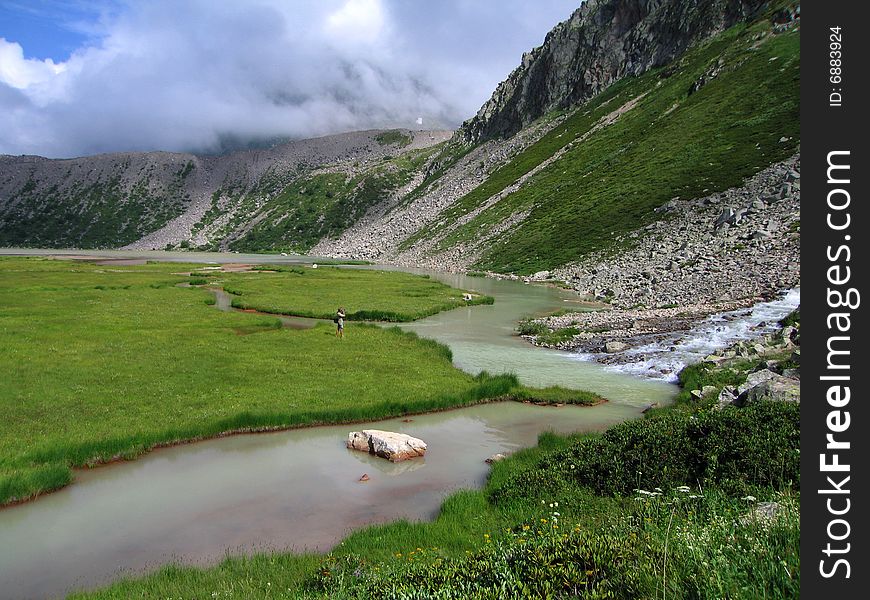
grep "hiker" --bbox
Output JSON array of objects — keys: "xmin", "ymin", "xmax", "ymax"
[{"xmin": 335, "ymin": 307, "xmax": 346, "ymax": 338}]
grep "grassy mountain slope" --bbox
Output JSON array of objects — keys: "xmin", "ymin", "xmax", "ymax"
[
  {"xmin": 403, "ymin": 16, "xmax": 798, "ymax": 273},
  {"xmin": 0, "ymin": 155, "xmax": 197, "ymax": 248}
]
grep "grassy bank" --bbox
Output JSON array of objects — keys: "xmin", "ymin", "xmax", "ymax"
[{"xmin": 0, "ymin": 258, "xmax": 508, "ymax": 505}]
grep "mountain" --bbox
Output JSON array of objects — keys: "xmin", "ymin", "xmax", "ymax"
[
  {"xmin": 460, "ymin": 0, "xmax": 772, "ymax": 142},
  {"xmin": 0, "ymin": 130, "xmax": 450, "ymax": 251},
  {"xmin": 1, "ymin": 0, "xmax": 800, "ymax": 304}
]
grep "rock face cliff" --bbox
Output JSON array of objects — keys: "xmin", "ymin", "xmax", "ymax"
[{"xmin": 459, "ymin": 0, "xmax": 768, "ymax": 142}]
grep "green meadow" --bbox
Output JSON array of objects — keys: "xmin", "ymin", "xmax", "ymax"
[
  {"xmin": 0, "ymin": 257, "xmax": 512, "ymax": 505},
  {"xmin": 223, "ymin": 265, "xmax": 493, "ymax": 321}
]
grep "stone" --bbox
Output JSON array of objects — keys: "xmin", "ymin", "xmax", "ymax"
[
  {"xmin": 734, "ymin": 370, "xmax": 800, "ymax": 406},
  {"xmin": 485, "ymin": 453, "xmax": 508, "ymax": 464},
  {"xmin": 642, "ymin": 402, "xmax": 659, "ymax": 414},
  {"xmin": 604, "ymin": 340, "xmax": 629, "ymax": 353},
  {"xmin": 358, "ymin": 473, "xmax": 370, "ymax": 482},
  {"xmin": 782, "ymin": 368, "xmax": 800, "ymax": 380},
  {"xmin": 347, "ymin": 430, "xmax": 427, "ymax": 462},
  {"xmin": 739, "ymin": 376, "xmax": 800, "ymax": 405},
  {"xmin": 717, "ymin": 385, "xmax": 737, "ymax": 408},
  {"xmin": 714, "ymin": 207, "xmax": 736, "ymax": 228}
]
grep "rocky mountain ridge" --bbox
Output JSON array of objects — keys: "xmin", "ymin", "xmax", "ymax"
[
  {"xmin": 458, "ymin": 0, "xmax": 770, "ymax": 142},
  {"xmin": 0, "ymin": 129, "xmax": 450, "ymax": 251}
]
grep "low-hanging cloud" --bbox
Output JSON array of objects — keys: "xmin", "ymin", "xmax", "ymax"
[{"xmin": 0, "ymin": 0, "xmax": 577, "ymax": 158}]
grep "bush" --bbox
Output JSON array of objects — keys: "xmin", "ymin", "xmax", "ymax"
[
  {"xmin": 311, "ymin": 525, "xmax": 641, "ymax": 599},
  {"xmin": 516, "ymin": 319, "xmax": 548, "ymax": 336},
  {"xmin": 490, "ymin": 401, "xmax": 800, "ymax": 503}
]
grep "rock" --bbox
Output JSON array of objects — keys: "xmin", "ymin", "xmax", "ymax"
[
  {"xmin": 781, "ymin": 325, "xmax": 797, "ymax": 346},
  {"xmin": 604, "ymin": 340, "xmax": 629, "ymax": 353},
  {"xmin": 531, "ymin": 270, "xmax": 551, "ymax": 280},
  {"xmin": 358, "ymin": 473, "xmax": 370, "ymax": 482},
  {"xmin": 690, "ymin": 389, "xmax": 703, "ymax": 401},
  {"xmin": 739, "ymin": 376, "xmax": 800, "ymax": 405},
  {"xmin": 347, "ymin": 430, "xmax": 427, "ymax": 462},
  {"xmin": 782, "ymin": 368, "xmax": 800, "ymax": 380},
  {"xmin": 641, "ymin": 402, "xmax": 659, "ymax": 414},
  {"xmin": 485, "ymin": 453, "xmax": 508, "ymax": 464},
  {"xmin": 714, "ymin": 207, "xmax": 736, "ymax": 228},
  {"xmin": 701, "ymin": 385, "xmax": 717, "ymax": 396},
  {"xmin": 717, "ymin": 385, "xmax": 737, "ymax": 408},
  {"xmin": 737, "ymin": 369, "xmax": 779, "ymax": 395},
  {"xmin": 734, "ymin": 370, "xmax": 799, "ymax": 406}
]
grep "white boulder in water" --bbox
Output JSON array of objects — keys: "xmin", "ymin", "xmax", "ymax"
[{"xmin": 347, "ymin": 430, "xmax": 427, "ymax": 462}]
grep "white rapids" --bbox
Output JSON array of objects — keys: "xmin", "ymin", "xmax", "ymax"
[{"xmin": 571, "ymin": 288, "xmax": 800, "ymax": 382}]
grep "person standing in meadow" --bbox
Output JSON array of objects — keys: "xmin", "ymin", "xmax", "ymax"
[{"xmin": 335, "ymin": 307, "xmax": 346, "ymax": 338}]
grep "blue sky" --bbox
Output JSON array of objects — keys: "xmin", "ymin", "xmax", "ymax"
[
  {"xmin": 0, "ymin": 1, "xmax": 121, "ymax": 60},
  {"xmin": 0, "ymin": 0, "xmax": 580, "ymax": 157}
]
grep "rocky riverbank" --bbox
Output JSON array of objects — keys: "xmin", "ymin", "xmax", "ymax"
[
  {"xmin": 521, "ymin": 287, "xmax": 800, "ymax": 381},
  {"xmin": 553, "ymin": 153, "xmax": 800, "ymax": 309}
]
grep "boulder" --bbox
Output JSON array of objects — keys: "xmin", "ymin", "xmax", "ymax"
[
  {"xmin": 604, "ymin": 340, "xmax": 629, "ymax": 353},
  {"xmin": 733, "ymin": 370, "xmax": 800, "ymax": 406},
  {"xmin": 347, "ymin": 430, "xmax": 427, "ymax": 462},
  {"xmin": 717, "ymin": 385, "xmax": 737, "ymax": 408},
  {"xmin": 738, "ymin": 376, "xmax": 800, "ymax": 405},
  {"xmin": 485, "ymin": 453, "xmax": 508, "ymax": 464}
]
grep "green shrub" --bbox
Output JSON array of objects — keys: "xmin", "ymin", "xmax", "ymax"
[
  {"xmin": 490, "ymin": 401, "xmax": 800, "ymax": 503},
  {"xmin": 516, "ymin": 319, "xmax": 548, "ymax": 336}
]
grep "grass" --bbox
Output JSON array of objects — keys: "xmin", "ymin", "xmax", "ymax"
[
  {"xmin": 222, "ymin": 266, "xmax": 494, "ymax": 322},
  {"xmin": 375, "ymin": 130, "xmax": 412, "ymax": 147},
  {"xmin": 511, "ymin": 385, "xmax": 605, "ymax": 406},
  {"xmin": 0, "ymin": 257, "xmax": 513, "ymax": 505},
  {"xmin": 228, "ymin": 146, "xmax": 439, "ymax": 254}
]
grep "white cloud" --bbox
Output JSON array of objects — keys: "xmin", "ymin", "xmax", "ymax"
[
  {"xmin": 0, "ymin": 0, "xmax": 578, "ymax": 158},
  {"xmin": 0, "ymin": 38, "xmax": 66, "ymax": 90},
  {"xmin": 325, "ymin": 0, "xmax": 387, "ymax": 45}
]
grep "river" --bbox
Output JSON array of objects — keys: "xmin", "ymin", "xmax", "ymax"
[{"xmin": 0, "ymin": 249, "xmax": 681, "ymax": 598}]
